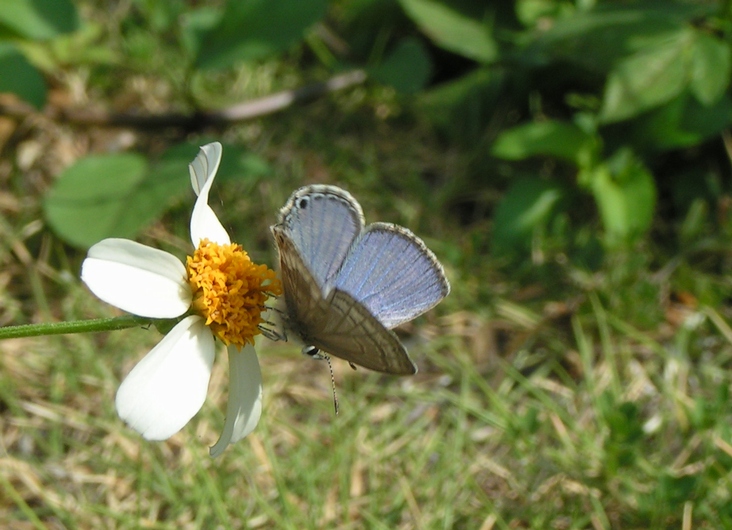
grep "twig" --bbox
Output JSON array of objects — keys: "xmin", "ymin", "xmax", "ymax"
[{"xmin": 0, "ymin": 69, "xmax": 368, "ymax": 130}]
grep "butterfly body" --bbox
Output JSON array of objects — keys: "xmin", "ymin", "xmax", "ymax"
[{"xmin": 271, "ymin": 185, "xmax": 449, "ymax": 375}]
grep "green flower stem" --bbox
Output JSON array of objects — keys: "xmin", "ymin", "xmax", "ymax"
[{"xmin": 0, "ymin": 315, "xmax": 159, "ymax": 340}]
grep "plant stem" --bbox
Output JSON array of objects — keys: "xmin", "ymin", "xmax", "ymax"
[
  {"xmin": 0, "ymin": 315, "xmax": 159, "ymax": 340},
  {"xmin": 0, "ymin": 69, "xmax": 367, "ymax": 129}
]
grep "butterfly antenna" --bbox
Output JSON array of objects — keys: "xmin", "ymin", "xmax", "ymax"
[{"xmin": 324, "ymin": 354, "xmax": 339, "ymax": 415}]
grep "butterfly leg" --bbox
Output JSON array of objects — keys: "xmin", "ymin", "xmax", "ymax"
[
  {"xmin": 258, "ymin": 323, "xmax": 286, "ymax": 341},
  {"xmin": 258, "ymin": 306, "xmax": 289, "ymax": 342}
]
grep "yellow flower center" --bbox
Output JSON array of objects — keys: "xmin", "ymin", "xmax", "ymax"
[{"xmin": 186, "ymin": 239, "xmax": 282, "ymax": 347}]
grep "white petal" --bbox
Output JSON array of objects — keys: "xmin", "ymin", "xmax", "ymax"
[
  {"xmin": 115, "ymin": 316, "xmax": 216, "ymax": 440},
  {"xmin": 189, "ymin": 142, "xmax": 222, "ymax": 197},
  {"xmin": 190, "ymin": 200, "xmax": 230, "ymax": 246},
  {"xmin": 188, "ymin": 143, "xmax": 230, "ymax": 246},
  {"xmin": 81, "ymin": 238, "xmax": 191, "ymax": 318},
  {"xmin": 209, "ymin": 344, "xmax": 262, "ymax": 457}
]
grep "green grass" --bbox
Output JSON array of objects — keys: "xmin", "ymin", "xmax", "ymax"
[
  {"xmin": 3, "ymin": 114, "xmax": 732, "ymax": 528},
  {"xmin": 3, "ymin": 229, "xmax": 732, "ymax": 529}
]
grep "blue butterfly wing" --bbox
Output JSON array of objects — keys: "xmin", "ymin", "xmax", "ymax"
[
  {"xmin": 272, "ymin": 223, "xmax": 417, "ymax": 375},
  {"xmin": 276, "ymin": 185, "xmax": 364, "ymax": 292},
  {"xmin": 334, "ymin": 223, "xmax": 450, "ymax": 329}
]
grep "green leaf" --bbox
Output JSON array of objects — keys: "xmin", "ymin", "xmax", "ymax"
[
  {"xmin": 527, "ymin": 2, "xmax": 710, "ymax": 72},
  {"xmin": 690, "ymin": 32, "xmax": 731, "ymax": 106},
  {"xmin": 132, "ymin": 145, "xmax": 204, "ymax": 221},
  {"xmin": 0, "ymin": 43, "xmax": 46, "ymax": 108},
  {"xmin": 622, "ymin": 92, "xmax": 732, "ymax": 151},
  {"xmin": 195, "ymin": 0, "xmax": 328, "ymax": 70},
  {"xmin": 44, "ymin": 154, "xmax": 152, "ymax": 249},
  {"xmin": 681, "ymin": 93, "xmax": 732, "ymax": 139},
  {"xmin": 492, "ymin": 177, "xmax": 563, "ymax": 254},
  {"xmin": 599, "ymin": 29, "xmax": 692, "ymax": 123},
  {"xmin": 369, "ymin": 38, "xmax": 432, "ymax": 94},
  {"xmin": 44, "ymin": 142, "xmax": 274, "ymax": 248},
  {"xmin": 586, "ymin": 149, "xmax": 656, "ymax": 245},
  {"xmin": 0, "ymin": 0, "xmax": 78, "ymax": 40},
  {"xmin": 491, "ymin": 121, "xmax": 596, "ymax": 165},
  {"xmin": 180, "ymin": 7, "xmax": 221, "ymax": 58},
  {"xmin": 398, "ymin": 0, "xmax": 497, "ymax": 63}
]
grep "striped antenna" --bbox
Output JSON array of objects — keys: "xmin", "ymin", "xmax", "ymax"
[{"xmin": 323, "ymin": 354, "xmax": 339, "ymax": 415}]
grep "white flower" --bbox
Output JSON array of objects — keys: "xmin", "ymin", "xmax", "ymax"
[{"xmin": 81, "ymin": 142, "xmax": 281, "ymax": 456}]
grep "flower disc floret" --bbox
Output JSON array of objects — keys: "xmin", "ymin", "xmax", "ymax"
[{"xmin": 187, "ymin": 239, "xmax": 282, "ymax": 347}]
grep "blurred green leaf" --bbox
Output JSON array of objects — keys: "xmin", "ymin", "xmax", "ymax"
[
  {"xmin": 599, "ymin": 29, "xmax": 692, "ymax": 123},
  {"xmin": 528, "ymin": 2, "xmax": 710, "ymax": 72},
  {"xmin": 492, "ymin": 177, "xmax": 563, "ymax": 254},
  {"xmin": 369, "ymin": 38, "xmax": 432, "ymax": 94},
  {"xmin": 44, "ymin": 142, "xmax": 273, "ymax": 249},
  {"xmin": 491, "ymin": 120, "xmax": 596, "ymax": 165},
  {"xmin": 135, "ymin": 145, "xmax": 205, "ymax": 220},
  {"xmin": 0, "ymin": 43, "xmax": 45, "ymax": 108},
  {"xmin": 180, "ymin": 7, "xmax": 220, "ymax": 58},
  {"xmin": 195, "ymin": 0, "xmax": 328, "ymax": 70},
  {"xmin": 681, "ymin": 94, "xmax": 732, "ymax": 138},
  {"xmin": 398, "ymin": 0, "xmax": 497, "ymax": 63},
  {"xmin": 44, "ymin": 154, "xmax": 151, "ymax": 249},
  {"xmin": 621, "ymin": 92, "xmax": 732, "ymax": 151},
  {"xmin": 0, "ymin": 0, "xmax": 78, "ymax": 40},
  {"xmin": 585, "ymin": 149, "xmax": 656, "ymax": 245},
  {"xmin": 690, "ymin": 32, "xmax": 731, "ymax": 106}
]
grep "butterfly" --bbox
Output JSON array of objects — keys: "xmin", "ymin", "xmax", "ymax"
[{"xmin": 271, "ymin": 185, "xmax": 450, "ymax": 375}]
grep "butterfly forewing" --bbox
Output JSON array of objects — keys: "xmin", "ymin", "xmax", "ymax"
[
  {"xmin": 271, "ymin": 226, "xmax": 322, "ymax": 323},
  {"xmin": 277, "ymin": 185, "xmax": 364, "ymax": 292},
  {"xmin": 334, "ymin": 223, "xmax": 450, "ymax": 329}
]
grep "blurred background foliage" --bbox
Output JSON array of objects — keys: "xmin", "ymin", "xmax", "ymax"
[
  {"xmin": 4, "ymin": 0, "xmax": 729, "ymax": 266},
  {"xmin": 3, "ymin": 0, "xmax": 732, "ymax": 528}
]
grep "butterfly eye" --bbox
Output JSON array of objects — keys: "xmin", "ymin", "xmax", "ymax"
[{"xmin": 302, "ymin": 345, "xmax": 321, "ymax": 358}]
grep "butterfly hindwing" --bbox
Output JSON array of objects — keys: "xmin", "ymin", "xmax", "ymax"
[{"xmin": 308, "ymin": 289, "xmax": 417, "ymax": 375}]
